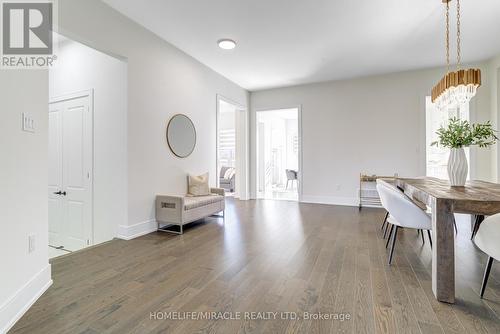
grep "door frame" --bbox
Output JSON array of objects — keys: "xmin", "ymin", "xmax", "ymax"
[
  {"xmin": 216, "ymin": 94, "xmax": 249, "ymax": 200},
  {"xmin": 254, "ymin": 106, "xmax": 303, "ymax": 202},
  {"xmin": 49, "ymin": 89, "xmax": 95, "ymax": 247}
]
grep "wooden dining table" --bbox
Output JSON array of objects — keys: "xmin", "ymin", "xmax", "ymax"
[{"xmin": 380, "ymin": 177, "xmax": 500, "ymax": 303}]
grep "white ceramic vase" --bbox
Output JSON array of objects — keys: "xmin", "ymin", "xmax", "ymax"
[{"xmin": 448, "ymin": 147, "xmax": 468, "ymax": 187}]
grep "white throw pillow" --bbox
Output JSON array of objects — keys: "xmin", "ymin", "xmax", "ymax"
[
  {"xmin": 224, "ymin": 168, "xmax": 235, "ymax": 180},
  {"xmin": 188, "ymin": 172, "xmax": 210, "ymax": 196}
]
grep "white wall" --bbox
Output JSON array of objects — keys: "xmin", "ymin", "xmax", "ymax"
[
  {"xmin": 250, "ymin": 63, "xmax": 494, "ymax": 205},
  {"xmin": 57, "ymin": 0, "xmax": 249, "ymax": 238},
  {"xmin": 0, "ymin": 71, "xmax": 52, "ymax": 333},
  {"xmin": 486, "ymin": 55, "xmax": 500, "ymax": 181},
  {"xmin": 49, "ymin": 38, "xmax": 128, "ymax": 245},
  {"xmin": 471, "ymin": 60, "xmax": 494, "ymax": 182}
]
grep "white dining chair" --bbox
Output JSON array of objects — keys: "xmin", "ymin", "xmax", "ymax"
[
  {"xmin": 376, "ymin": 179, "xmax": 390, "ymax": 232},
  {"xmin": 473, "ymin": 213, "xmax": 500, "ymax": 298},
  {"xmin": 377, "ymin": 180, "xmax": 404, "ymax": 239},
  {"xmin": 377, "ymin": 182, "xmax": 433, "ymax": 265},
  {"xmin": 376, "ymin": 180, "xmax": 431, "ymax": 246}
]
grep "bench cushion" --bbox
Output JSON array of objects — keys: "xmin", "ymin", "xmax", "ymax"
[{"xmin": 184, "ymin": 194, "xmax": 224, "ymax": 211}]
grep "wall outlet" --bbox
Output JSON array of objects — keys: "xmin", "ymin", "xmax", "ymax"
[
  {"xmin": 28, "ymin": 235, "xmax": 36, "ymax": 253},
  {"xmin": 22, "ymin": 112, "xmax": 35, "ymax": 133}
]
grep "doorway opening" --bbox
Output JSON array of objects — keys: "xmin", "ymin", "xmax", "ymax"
[
  {"xmin": 217, "ymin": 100, "xmax": 237, "ymax": 195},
  {"xmin": 48, "ymin": 34, "xmax": 127, "ymax": 258},
  {"xmin": 216, "ymin": 96, "xmax": 248, "ymax": 200},
  {"xmin": 256, "ymin": 108, "xmax": 300, "ymax": 201}
]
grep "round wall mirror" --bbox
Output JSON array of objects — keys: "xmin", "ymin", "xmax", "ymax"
[{"xmin": 166, "ymin": 114, "xmax": 196, "ymax": 158}]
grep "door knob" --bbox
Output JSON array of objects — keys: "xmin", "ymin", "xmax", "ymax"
[{"xmin": 53, "ymin": 191, "xmax": 67, "ymax": 196}]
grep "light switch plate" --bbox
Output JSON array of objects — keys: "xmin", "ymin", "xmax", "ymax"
[
  {"xmin": 28, "ymin": 234, "xmax": 36, "ymax": 253},
  {"xmin": 22, "ymin": 112, "xmax": 35, "ymax": 133}
]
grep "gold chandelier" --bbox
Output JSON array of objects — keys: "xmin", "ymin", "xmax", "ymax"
[{"xmin": 431, "ymin": 0, "xmax": 481, "ymax": 110}]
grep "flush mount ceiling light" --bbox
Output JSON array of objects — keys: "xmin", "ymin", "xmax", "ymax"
[
  {"xmin": 432, "ymin": 0, "xmax": 481, "ymax": 110},
  {"xmin": 217, "ymin": 39, "xmax": 236, "ymax": 50}
]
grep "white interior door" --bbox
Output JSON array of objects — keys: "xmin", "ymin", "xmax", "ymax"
[{"xmin": 49, "ymin": 92, "xmax": 93, "ymax": 251}]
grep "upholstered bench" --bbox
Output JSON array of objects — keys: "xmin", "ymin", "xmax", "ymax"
[{"xmin": 155, "ymin": 188, "xmax": 225, "ymax": 234}]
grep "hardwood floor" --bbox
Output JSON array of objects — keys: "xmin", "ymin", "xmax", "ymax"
[{"xmin": 11, "ymin": 199, "xmax": 500, "ymax": 333}]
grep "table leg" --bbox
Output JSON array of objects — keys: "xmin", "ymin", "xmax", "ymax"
[{"xmin": 431, "ymin": 198, "xmax": 455, "ymax": 303}]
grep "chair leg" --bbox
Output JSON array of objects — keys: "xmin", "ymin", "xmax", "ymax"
[
  {"xmin": 453, "ymin": 217, "xmax": 458, "ymax": 235},
  {"xmin": 388, "ymin": 226, "xmax": 399, "ymax": 265},
  {"xmin": 386, "ymin": 224, "xmax": 394, "ymax": 249},
  {"xmin": 286, "ymin": 180, "xmax": 289, "ymax": 190},
  {"xmin": 383, "ymin": 221, "xmax": 390, "ymax": 239},
  {"xmin": 381, "ymin": 211, "xmax": 389, "ymax": 231},
  {"xmin": 480, "ymin": 256, "xmax": 494, "ymax": 298},
  {"xmin": 471, "ymin": 215, "xmax": 485, "ymax": 240},
  {"xmin": 427, "ymin": 230, "xmax": 433, "ymax": 249},
  {"xmin": 471, "ymin": 215, "xmax": 477, "ymax": 239},
  {"xmin": 420, "ymin": 230, "xmax": 425, "ymax": 245}
]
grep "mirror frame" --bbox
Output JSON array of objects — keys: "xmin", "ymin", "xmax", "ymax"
[{"xmin": 166, "ymin": 114, "xmax": 197, "ymax": 158}]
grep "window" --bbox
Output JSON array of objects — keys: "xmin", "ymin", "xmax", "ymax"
[
  {"xmin": 426, "ymin": 96, "xmax": 470, "ymax": 179},
  {"xmin": 218, "ymin": 128, "xmax": 236, "ymax": 168}
]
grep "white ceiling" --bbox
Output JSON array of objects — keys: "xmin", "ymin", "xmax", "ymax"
[{"xmin": 102, "ymin": 0, "xmax": 500, "ymax": 91}]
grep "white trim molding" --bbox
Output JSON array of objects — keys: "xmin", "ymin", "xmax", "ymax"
[
  {"xmin": 301, "ymin": 195, "xmax": 358, "ymax": 207},
  {"xmin": 216, "ymin": 94, "xmax": 250, "ymax": 200},
  {"xmin": 0, "ymin": 265, "xmax": 52, "ymax": 333},
  {"xmin": 116, "ymin": 219, "xmax": 157, "ymax": 240}
]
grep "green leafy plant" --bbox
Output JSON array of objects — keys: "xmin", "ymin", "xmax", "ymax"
[{"xmin": 431, "ymin": 117, "xmax": 498, "ymax": 149}]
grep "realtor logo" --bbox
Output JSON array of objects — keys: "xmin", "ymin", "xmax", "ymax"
[
  {"xmin": 1, "ymin": 0, "xmax": 57, "ymax": 68},
  {"xmin": 3, "ymin": 2, "xmax": 52, "ymax": 54}
]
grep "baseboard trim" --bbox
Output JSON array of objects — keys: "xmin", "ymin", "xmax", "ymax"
[
  {"xmin": 116, "ymin": 219, "xmax": 157, "ymax": 240},
  {"xmin": 0, "ymin": 264, "xmax": 52, "ymax": 333},
  {"xmin": 301, "ymin": 195, "xmax": 358, "ymax": 207}
]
